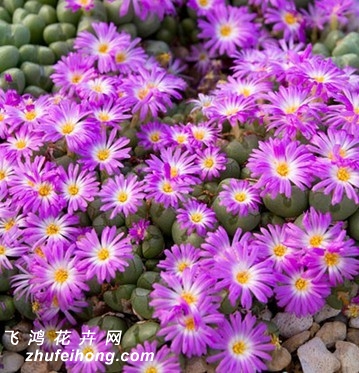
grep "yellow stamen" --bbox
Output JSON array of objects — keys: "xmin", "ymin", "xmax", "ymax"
[
  {"xmin": 182, "ymin": 292, "xmax": 196, "ymax": 305},
  {"xmin": 273, "ymin": 244, "xmax": 287, "ymax": 257},
  {"xmin": 284, "ymin": 12, "xmax": 297, "ymax": 25},
  {"xmin": 276, "ymin": 162, "xmax": 289, "ymax": 177},
  {"xmin": 117, "ymin": 191, "xmax": 128, "ymax": 203},
  {"xmin": 138, "ymin": 87, "xmax": 150, "ymax": 100},
  {"xmin": 236, "ymin": 271, "xmax": 250, "ymax": 284},
  {"xmin": 68, "ymin": 184, "xmax": 79, "ymax": 196},
  {"xmin": 0, "ymin": 245, "xmax": 5, "ymax": 255},
  {"xmin": 314, "ymin": 76, "xmax": 325, "ymax": 83},
  {"xmin": 170, "ymin": 167, "xmax": 178, "ymax": 178},
  {"xmin": 97, "ymin": 247, "xmax": 110, "ymax": 261},
  {"xmin": 38, "ymin": 184, "xmax": 52, "ymax": 197},
  {"xmin": 15, "ymin": 139, "xmax": 27, "ymax": 149},
  {"xmin": 54, "ymin": 269, "xmax": 68, "ymax": 284},
  {"xmin": 232, "ymin": 341, "xmax": 247, "ymax": 355},
  {"xmin": 97, "ymin": 149, "xmax": 110, "ymax": 161},
  {"xmin": 98, "ymin": 113, "xmax": 110, "ymax": 122},
  {"xmin": 284, "ymin": 105, "xmax": 298, "ymax": 114},
  {"xmin": 46, "ymin": 223, "xmax": 60, "ymax": 236},
  {"xmin": 337, "ymin": 167, "xmax": 350, "ymax": 182},
  {"xmin": 71, "ymin": 74, "xmax": 82, "ymax": 84},
  {"xmin": 324, "ymin": 252, "xmax": 339, "ymax": 267},
  {"xmin": 4, "ymin": 219, "xmax": 15, "ymax": 231},
  {"xmin": 162, "ymin": 182, "xmax": 173, "ymax": 193},
  {"xmin": 199, "ymin": 0, "xmax": 208, "ymax": 6},
  {"xmin": 150, "ymin": 132, "xmax": 160, "ymax": 143},
  {"xmin": 61, "ymin": 122, "xmax": 75, "ymax": 135},
  {"xmin": 309, "ymin": 235, "xmax": 323, "ymax": 248},
  {"xmin": 32, "ymin": 301, "xmax": 40, "ymax": 313},
  {"xmin": 0, "ymin": 170, "xmax": 5, "ymax": 180},
  {"xmin": 46, "ymin": 329, "xmax": 57, "ymax": 342},
  {"xmin": 98, "ymin": 43, "xmax": 109, "ymax": 54},
  {"xmin": 25, "ymin": 110, "xmax": 36, "ymax": 121},
  {"xmin": 234, "ymin": 192, "xmax": 247, "ymax": 202},
  {"xmin": 176, "ymin": 134, "xmax": 186, "ymax": 144},
  {"xmin": 82, "ymin": 346, "xmax": 94, "ymax": 355},
  {"xmin": 295, "ymin": 278, "xmax": 307, "ymax": 291},
  {"xmin": 185, "ymin": 317, "xmax": 196, "ymax": 331},
  {"xmin": 193, "ymin": 130, "xmax": 205, "ymax": 140},
  {"xmin": 190, "ymin": 213, "xmax": 203, "ymax": 223},
  {"xmin": 34, "ymin": 246, "xmax": 45, "ymax": 258},
  {"xmin": 145, "ymin": 367, "xmax": 158, "ymax": 373},
  {"xmin": 116, "ymin": 52, "xmax": 127, "ymax": 63},
  {"xmin": 220, "ymin": 24, "xmax": 232, "ymax": 37},
  {"xmin": 241, "ymin": 88, "xmax": 251, "ymax": 97},
  {"xmin": 178, "ymin": 261, "xmax": 188, "ymax": 272}
]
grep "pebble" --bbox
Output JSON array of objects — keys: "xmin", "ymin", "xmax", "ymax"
[
  {"xmin": 2, "ymin": 330, "xmax": 30, "ymax": 352},
  {"xmin": 309, "ymin": 322, "xmax": 320, "ymax": 337},
  {"xmin": 316, "ymin": 321, "xmax": 347, "ymax": 348},
  {"xmin": 314, "ymin": 304, "xmax": 341, "ymax": 323},
  {"xmin": 272, "ymin": 312, "xmax": 313, "ymax": 339},
  {"xmin": 349, "ymin": 316, "xmax": 359, "ymax": 329},
  {"xmin": 297, "ymin": 337, "xmax": 341, "ymax": 373},
  {"xmin": 0, "ymin": 352, "xmax": 24, "ymax": 373},
  {"xmin": 282, "ymin": 330, "xmax": 311, "ymax": 353},
  {"xmin": 185, "ymin": 357, "xmax": 207, "ymax": 373},
  {"xmin": 266, "ymin": 347, "xmax": 292, "ymax": 372},
  {"xmin": 347, "ymin": 328, "xmax": 359, "ymax": 346},
  {"xmin": 334, "ymin": 341, "xmax": 359, "ymax": 373},
  {"xmin": 21, "ymin": 361, "xmax": 49, "ymax": 373}
]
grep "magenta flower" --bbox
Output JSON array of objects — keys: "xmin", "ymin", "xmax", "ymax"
[
  {"xmin": 114, "ymin": 34, "xmax": 146, "ymax": 74},
  {"xmin": 78, "ymin": 129, "xmax": 131, "ymax": 175},
  {"xmin": 76, "ymin": 226, "xmax": 132, "ymax": 282},
  {"xmin": 137, "ymin": 121, "xmax": 169, "ymax": 151},
  {"xmin": 59, "ymin": 163, "xmax": 99, "ymax": 214},
  {"xmin": 123, "ymin": 341, "xmax": 181, "ymax": 373},
  {"xmin": 207, "ymin": 312, "xmax": 274, "ymax": 373},
  {"xmin": 198, "ymin": 5, "xmax": 258, "ymax": 56},
  {"xmin": 65, "ymin": 0, "xmax": 95, "ymax": 12},
  {"xmin": 274, "ymin": 264, "xmax": 331, "ymax": 317},
  {"xmin": 176, "ymin": 200, "xmax": 216, "ymax": 236},
  {"xmin": 219, "ymin": 179, "xmax": 261, "ymax": 216},
  {"xmin": 188, "ymin": 0, "xmax": 225, "ymax": 15},
  {"xmin": 128, "ymin": 219, "xmax": 150, "ymax": 245},
  {"xmin": 78, "ymin": 75, "xmax": 117, "ymax": 104},
  {"xmin": 196, "ymin": 147, "xmax": 226, "ymax": 180},
  {"xmin": 214, "ymin": 243, "xmax": 274, "ymax": 308},
  {"xmin": 64, "ymin": 325, "xmax": 113, "ymax": 373},
  {"xmin": 247, "ymin": 137, "xmax": 314, "ymax": 198},
  {"xmin": 99, "ymin": 173, "xmax": 145, "ymax": 218}
]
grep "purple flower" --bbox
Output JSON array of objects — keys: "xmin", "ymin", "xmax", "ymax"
[
  {"xmin": 128, "ymin": 219, "xmax": 150, "ymax": 245},
  {"xmin": 247, "ymin": 137, "xmax": 314, "ymax": 198},
  {"xmin": 76, "ymin": 226, "xmax": 133, "ymax": 282},
  {"xmin": 137, "ymin": 121, "xmax": 169, "ymax": 151},
  {"xmin": 65, "ymin": 0, "xmax": 95, "ymax": 12},
  {"xmin": 218, "ymin": 179, "xmax": 261, "ymax": 216},
  {"xmin": 176, "ymin": 200, "xmax": 217, "ymax": 236},
  {"xmin": 196, "ymin": 146, "xmax": 227, "ymax": 180},
  {"xmin": 99, "ymin": 173, "xmax": 145, "ymax": 218},
  {"xmin": 207, "ymin": 312, "xmax": 274, "ymax": 373}
]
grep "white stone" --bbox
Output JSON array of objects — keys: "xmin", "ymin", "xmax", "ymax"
[
  {"xmin": 266, "ymin": 347, "xmax": 292, "ymax": 372},
  {"xmin": 272, "ymin": 312, "xmax": 313, "ymax": 338},
  {"xmin": 349, "ymin": 316, "xmax": 359, "ymax": 329},
  {"xmin": 298, "ymin": 337, "xmax": 341, "ymax": 373},
  {"xmin": 314, "ymin": 304, "xmax": 341, "ymax": 323},
  {"xmin": 316, "ymin": 321, "xmax": 347, "ymax": 348},
  {"xmin": 21, "ymin": 361, "xmax": 49, "ymax": 373},
  {"xmin": 334, "ymin": 341, "xmax": 359, "ymax": 373},
  {"xmin": 0, "ymin": 352, "xmax": 24, "ymax": 373},
  {"xmin": 282, "ymin": 330, "xmax": 311, "ymax": 353}
]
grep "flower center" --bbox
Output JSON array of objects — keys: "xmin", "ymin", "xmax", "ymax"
[
  {"xmin": 117, "ymin": 191, "xmax": 128, "ymax": 203},
  {"xmin": 220, "ymin": 24, "xmax": 232, "ymax": 37},
  {"xmin": 176, "ymin": 134, "xmax": 187, "ymax": 144},
  {"xmin": 284, "ymin": 12, "xmax": 297, "ymax": 25},
  {"xmin": 309, "ymin": 235, "xmax": 323, "ymax": 248},
  {"xmin": 54, "ymin": 269, "xmax": 68, "ymax": 284},
  {"xmin": 145, "ymin": 367, "xmax": 158, "ymax": 373},
  {"xmin": 0, "ymin": 245, "xmax": 5, "ymax": 255},
  {"xmin": 337, "ymin": 167, "xmax": 350, "ymax": 182},
  {"xmin": 34, "ymin": 246, "xmax": 45, "ymax": 258},
  {"xmin": 62, "ymin": 122, "xmax": 75, "ymax": 135},
  {"xmin": 204, "ymin": 157, "xmax": 214, "ymax": 168},
  {"xmin": 15, "ymin": 139, "xmax": 27, "ymax": 149},
  {"xmin": 241, "ymin": 88, "xmax": 251, "ymax": 97},
  {"xmin": 236, "ymin": 271, "xmax": 250, "ymax": 284},
  {"xmin": 68, "ymin": 184, "xmax": 79, "ymax": 196},
  {"xmin": 150, "ymin": 132, "xmax": 160, "ymax": 143},
  {"xmin": 82, "ymin": 346, "xmax": 95, "ymax": 356},
  {"xmin": 178, "ymin": 261, "xmax": 189, "ymax": 272},
  {"xmin": 138, "ymin": 87, "xmax": 150, "ymax": 100},
  {"xmin": 284, "ymin": 105, "xmax": 298, "ymax": 114},
  {"xmin": 182, "ymin": 292, "xmax": 196, "ymax": 305},
  {"xmin": 4, "ymin": 219, "xmax": 15, "ymax": 231},
  {"xmin": 46, "ymin": 329, "xmax": 57, "ymax": 342},
  {"xmin": 234, "ymin": 192, "xmax": 247, "ymax": 202},
  {"xmin": 71, "ymin": 74, "xmax": 82, "ymax": 84},
  {"xmin": 32, "ymin": 301, "xmax": 40, "ymax": 313},
  {"xmin": 0, "ymin": 170, "xmax": 5, "ymax": 180},
  {"xmin": 38, "ymin": 183, "xmax": 52, "ymax": 197},
  {"xmin": 314, "ymin": 76, "xmax": 325, "ymax": 83},
  {"xmin": 92, "ymin": 84, "xmax": 103, "ymax": 93},
  {"xmin": 199, "ymin": 0, "xmax": 208, "ymax": 6},
  {"xmin": 162, "ymin": 182, "xmax": 173, "ymax": 193},
  {"xmin": 115, "ymin": 52, "xmax": 127, "ymax": 63},
  {"xmin": 324, "ymin": 252, "xmax": 339, "ymax": 267},
  {"xmin": 276, "ymin": 162, "xmax": 289, "ymax": 177},
  {"xmin": 295, "ymin": 278, "xmax": 307, "ymax": 291},
  {"xmin": 98, "ymin": 112, "xmax": 110, "ymax": 122},
  {"xmin": 185, "ymin": 317, "xmax": 196, "ymax": 331},
  {"xmin": 97, "ymin": 247, "xmax": 110, "ymax": 261},
  {"xmin": 98, "ymin": 43, "xmax": 109, "ymax": 54},
  {"xmin": 97, "ymin": 149, "xmax": 110, "ymax": 161},
  {"xmin": 25, "ymin": 110, "xmax": 36, "ymax": 121},
  {"xmin": 190, "ymin": 213, "xmax": 203, "ymax": 223},
  {"xmin": 46, "ymin": 223, "xmax": 60, "ymax": 236},
  {"xmin": 232, "ymin": 341, "xmax": 247, "ymax": 355},
  {"xmin": 273, "ymin": 244, "xmax": 287, "ymax": 257},
  {"xmin": 193, "ymin": 130, "xmax": 205, "ymax": 140}
]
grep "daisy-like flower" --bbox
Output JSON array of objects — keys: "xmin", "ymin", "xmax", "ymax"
[
  {"xmin": 0, "ymin": 238, "xmax": 25, "ymax": 270},
  {"xmin": 253, "ymin": 224, "xmax": 298, "ymax": 272},
  {"xmin": 176, "ymin": 200, "xmax": 217, "ymax": 236},
  {"xmin": 188, "ymin": 0, "xmax": 225, "ymax": 16},
  {"xmin": 264, "ymin": 0, "xmax": 305, "ymax": 42},
  {"xmin": 304, "ymin": 241, "xmax": 359, "ymax": 286},
  {"xmin": 137, "ymin": 121, "xmax": 169, "ymax": 151},
  {"xmin": 114, "ymin": 35, "xmax": 146, "ymax": 74},
  {"xmin": 79, "ymin": 129, "xmax": 130, "ymax": 175},
  {"xmin": 196, "ymin": 147, "xmax": 226, "ymax": 180},
  {"xmin": 186, "ymin": 44, "xmax": 216, "ymax": 75},
  {"xmin": 123, "ymin": 341, "xmax": 181, "ymax": 373},
  {"xmin": 263, "ymin": 86, "xmax": 321, "ymax": 140},
  {"xmin": 158, "ymin": 243, "xmax": 201, "ymax": 279},
  {"xmin": 285, "ymin": 207, "xmax": 347, "ymax": 253},
  {"xmin": 247, "ymin": 137, "xmax": 314, "ymax": 198},
  {"xmin": 65, "ymin": 0, "xmax": 95, "ymax": 12},
  {"xmin": 159, "ymin": 306, "xmax": 224, "ymax": 357},
  {"xmin": 312, "ymin": 158, "xmax": 359, "ymax": 204},
  {"xmin": 33, "ymin": 316, "xmax": 67, "ymax": 352},
  {"xmin": 74, "ymin": 22, "xmax": 123, "ymax": 73},
  {"xmin": 0, "ymin": 152, "xmax": 15, "ymax": 200},
  {"xmin": 218, "ymin": 179, "xmax": 261, "ymax": 216},
  {"xmin": 150, "ymin": 271, "xmax": 217, "ymax": 324},
  {"xmin": 207, "ymin": 312, "xmax": 274, "ymax": 373},
  {"xmin": 0, "ymin": 207, "xmax": 24, "ymax": 245},
  {"xmin": 188, "ymin": 122, "xmax": 219, "ymax": 147},
  {"xmin": 214, "ymin": 243, "xmax": 274, "ymax": 308},
  {"xmin": 78, "ymin": 75, "xmax": 117, "ymax": 104},
  {"xmin": 164, "ymin": 124, "xmax": 190, "ymax": 147},
  {"xmin": 188, "ymin": 93, "xmax": 215, "ymax": 116},
  {"xmin": 31, "ymin": 244, "xmax": 88, "ymax": 310},
  {"xmin": 51, "ymin": 52, "xmax": 96, "ymax": 97},
  {"xmin": 316, "ymin": 0, "xmax": 354, "ymax": 27},
  {"xmin": 274, "ymin": 264, "xmax": 331, "ymax": 317},
  {"xmin": 41, "ymin": 100, "xmax": 94, "ymax": 153},
  {"xmin": 23, "ymin": 212, "xmax": 79, "ymax": 248},
  {"xmin": 128, "ymin": 219, "xmax": 150, "ymax": 245},
  {"xmin": 99, "ymin": 173, "xmax": 145, "ymax": 218},
  {"xmin": 76, "ymin": 226, "xmax": 132, "ymax": 282},
  {"xmin": 58, "ymin": 163, "xmax": 99, "ymax": 214},
  {"xmin": 64, "ymin": 325, "xmax": 113, "ymax": 373},
  {"xmin": 198, "ymin": 5, "xmax": 258, "ymax": 56}
]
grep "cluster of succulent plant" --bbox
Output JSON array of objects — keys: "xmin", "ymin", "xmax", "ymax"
[{"xmin": 1, "ymin": 0, "xmax": 359, "ymax": 372}]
